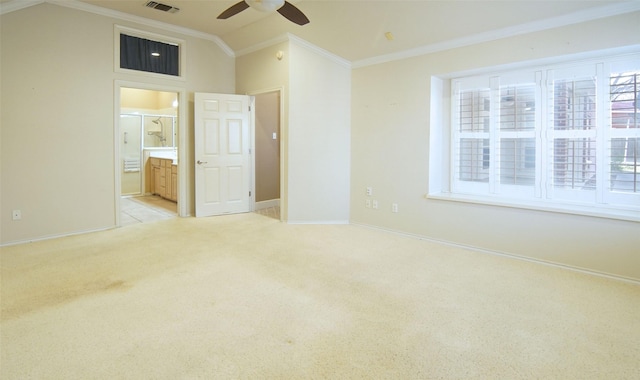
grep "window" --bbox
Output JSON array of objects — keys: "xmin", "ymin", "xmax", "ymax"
[
  {"xmin": 120, "ymin": 34, "xmax": 179, "ymax": 76},
  {"xmin": 114, "ymin": 25, "xmax": 186, "ymax": 80},
  {"xmin": 610, "ymin": 71, "xmax": 639, "ymax": 195},
  {"xmin": 431, "ymin": 51, "xmax": 640, "ymax": 221}
]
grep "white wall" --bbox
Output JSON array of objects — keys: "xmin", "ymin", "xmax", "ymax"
[
  {"xmin": 0, "ymin": 3, "xmax": 235, "ymax": 244},
  {"xmin": 350, "ymin": 12, "xmax": 640, "ymax": 280},
  {"xmin": 288, "ymin": 41, "xmax": 351, "ymax": 223}
]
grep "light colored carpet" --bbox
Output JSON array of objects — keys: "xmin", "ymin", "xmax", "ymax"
[{"xmin": 1, "ymin": 213, "xmax": 638, "ymax": 379}]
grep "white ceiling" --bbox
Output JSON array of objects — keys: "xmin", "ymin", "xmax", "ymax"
[{"xmin": 4, "ymin": 0, "xmax": 638, "ymax": 64}]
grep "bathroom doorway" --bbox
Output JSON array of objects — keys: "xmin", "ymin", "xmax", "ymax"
[{"xmin": 119, "ymin": 86, "xmax": 179, "ymax": 225}]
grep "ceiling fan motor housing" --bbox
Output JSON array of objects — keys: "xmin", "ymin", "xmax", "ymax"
[
  {"xmin": 218, "ymin": 0, "xmax": 309, "ymax": 25},
  {"xmin": 246, "ymin": 0, "xmax": 285, "ymax": 12}
]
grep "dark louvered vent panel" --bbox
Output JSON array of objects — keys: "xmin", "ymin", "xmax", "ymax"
[{"xmin": 144, "ymin": 1, "xmax": 180, "ymax": 13}]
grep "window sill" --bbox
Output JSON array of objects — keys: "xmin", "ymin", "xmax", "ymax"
[{"xmin": 426, "ymin": 192, "xmax": 640, "ymax": 223}]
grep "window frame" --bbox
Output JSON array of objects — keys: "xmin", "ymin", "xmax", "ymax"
[{"xmin": 428, "ymin": 48, "xmax": 640, "ymax": 222}]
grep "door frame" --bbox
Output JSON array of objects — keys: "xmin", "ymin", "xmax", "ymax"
[
  {"xmin": 114, "ymin": 80, "xmax": 188, "ymax": 226},
  {"xmin": 248, "ymin": 87, "xmax": 285, "ymax": 221}
]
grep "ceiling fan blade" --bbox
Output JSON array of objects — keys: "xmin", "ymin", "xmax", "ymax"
[
  {"xmin": 217, "ymin": 1, "xmax": 250, "ymax": 19},
  {"xmin": 277, "ymin": 1, "xmax": 310, "ymax": 25}
]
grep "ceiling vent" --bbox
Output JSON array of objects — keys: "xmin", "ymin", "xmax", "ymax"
[{"xmin": 144, "ymin": 1, "xmax": 180, "ymax": 13}]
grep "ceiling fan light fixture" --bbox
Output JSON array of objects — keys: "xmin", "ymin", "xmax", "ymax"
[
  {"xmin": 217, "ymin": 0, "xmax": 309, "ymax": 25},
  {"xmin": 246, "ymin": 0, "xmax": 285, "ymax": 12}
]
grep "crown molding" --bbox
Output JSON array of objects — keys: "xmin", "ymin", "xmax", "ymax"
[
  {"xmin": 353, "ymin": 0, "xmax": 640, "ymax": 68},
  {"xmin": 0, "ymin": 0, "xmax": 43, "ymax": 15},
  {"xmin": 1, "ymin": 0, "xmax": 234, "ymax": 57},
  {"xmin": 440, "ymin": 44, "xmax": 640, "ymax": 80}
]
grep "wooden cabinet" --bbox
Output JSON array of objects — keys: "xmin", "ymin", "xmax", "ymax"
[
  {"xmin": 160, "ymin": 159, "xmax": 169, "ymax": 199},
  {"xmin": 149, "ymin": 158, "xmax": 160, "ymax": 195},
  {"xmin": 170, "ymin": 165, "xmax": 178, "ymax": 202},
  {"xmin": 149, "ymin": 157, "xmax": 177, "ymax": 202}
]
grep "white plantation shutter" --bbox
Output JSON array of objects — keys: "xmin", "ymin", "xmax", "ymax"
[
  {"xmin": 448, "ymin": 52, "xmax": 640, "ymax": 216},
  {"xmin": 453, "ymin": 79, "xmax": 491, "ymax": 194},
  {"xmin": 497, "ymin": 84, "xmax": 537, "ymax": 196},
  {"xmin": 452, "ymin": 73, "xmax": 538, "ymax": 198},
  {"xmin": 547, "ymin": 65, "xmax": 599, "ymax": 203},
  {"xmin": 608, "ymin": 68, "xmax": 640, "ymax": 204}
]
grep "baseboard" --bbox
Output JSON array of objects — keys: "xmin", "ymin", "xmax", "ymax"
[
  {"xmin": 287, "ymin": 220, "xmax": 350, "ymax": 225},
  {"xmin": 350, "ymin": 221, "xmax": 640, "ymax": 285},
  {"xmin": 0, "ymin": 226, "xmax": 116, "ymax": 247}
]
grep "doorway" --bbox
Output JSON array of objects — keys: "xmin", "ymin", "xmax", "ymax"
[
  {"xmin": 253, "ymin": 90, "xmax": 282, "ymax": 220},
  {"xmin": 118, "ymin": 86, "xmax": 180, "ymax": 225}
]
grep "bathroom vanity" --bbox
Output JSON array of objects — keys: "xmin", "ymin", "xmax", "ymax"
[{"xmin": 147, "ymin": 153, "xmax": 177, "ymax": 202}]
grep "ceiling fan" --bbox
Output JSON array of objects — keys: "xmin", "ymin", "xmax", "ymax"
[{"xmin": 217, "ymin": 0, "xmax": 310, "ymax": 26}]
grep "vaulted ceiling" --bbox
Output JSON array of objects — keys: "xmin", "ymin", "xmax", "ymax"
[{"xmin": 4, "ymin": 0, "xmax": 638, "ymax": 65}]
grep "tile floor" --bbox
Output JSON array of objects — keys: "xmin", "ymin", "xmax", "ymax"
[
  {"xmin": 121, "ymin": 196, "xmax": 281, "ymax": 225},
  {"xmin": 121, "ymin": 195, "xmax": 177, "ymax": 226},
  {"xmin": 254, "ymin": 205, "xmax": 281, "ymax": 220}
]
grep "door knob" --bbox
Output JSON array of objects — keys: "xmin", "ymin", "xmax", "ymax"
[{"xmin": 197, "ymin": 160, "xmax": 208, "ymax": 165}]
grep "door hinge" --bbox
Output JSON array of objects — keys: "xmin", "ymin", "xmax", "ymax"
[{"xmin": 249, "ymin": 191, "xmax": 252, "ymax": 197}]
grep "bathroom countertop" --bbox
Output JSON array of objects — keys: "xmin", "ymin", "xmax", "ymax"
[{"xmin": 148, "ymin": 150, "xmax": 177, "ymax": 164}]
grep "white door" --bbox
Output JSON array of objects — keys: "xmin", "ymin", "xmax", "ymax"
[{"xmin": 195, "ymin": 93, "xmax": 251, "ymax": 217}]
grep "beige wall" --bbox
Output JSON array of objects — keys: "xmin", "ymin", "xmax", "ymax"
[
  {"xmin": 351, "ymin": 12, "xmax": 640, "ymax": 280},
  {"xmin": 0, "ymin": 3, "xmax": 234, "ymax": 244}
]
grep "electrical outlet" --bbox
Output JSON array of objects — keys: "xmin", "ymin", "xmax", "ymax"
[
  {"xmin": 392, "ymin": 203, "xmax": 398, "ymax": 213},
  {"xmin": 365, "ymin": 199, "xmax": 371, "ymax": 208},
  {"xmin": 372, "ymin": 200, "xmax": 378, "ymax": 209},
  {"xmin": 12, "ymin": 210, "xmax": 21, "ymax": 220},
  {"xmin": 366, "ymin": 187, "xmax": 373, "ymax": 196}
]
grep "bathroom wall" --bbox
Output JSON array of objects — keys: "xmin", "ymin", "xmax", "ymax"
[
  {"xmin": 120, "ymin": 114, "xmax": 143, "ymax": 195},
  {"xmin": 121, "ymin": 88, "xmax": 176, "ymax": 111}
]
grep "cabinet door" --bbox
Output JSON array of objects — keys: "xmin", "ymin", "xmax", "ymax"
[
  {"xmin": 153, "ymin": 167, "xmax": 161, "ymax": 196},
  {"xmin": 171, "ymin": 172, "xmax": 178, "ymax": 201},
  {"xmin": 159, "ymin": 160, "xmax": 167, "ymax": 197},
  {"xmin": 148, "ymin": 158, "xmax": 160, "ymax": 194},
  {"xmin": 165, "ymin": 166, "xmax": 172, "ymax": 199}
]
